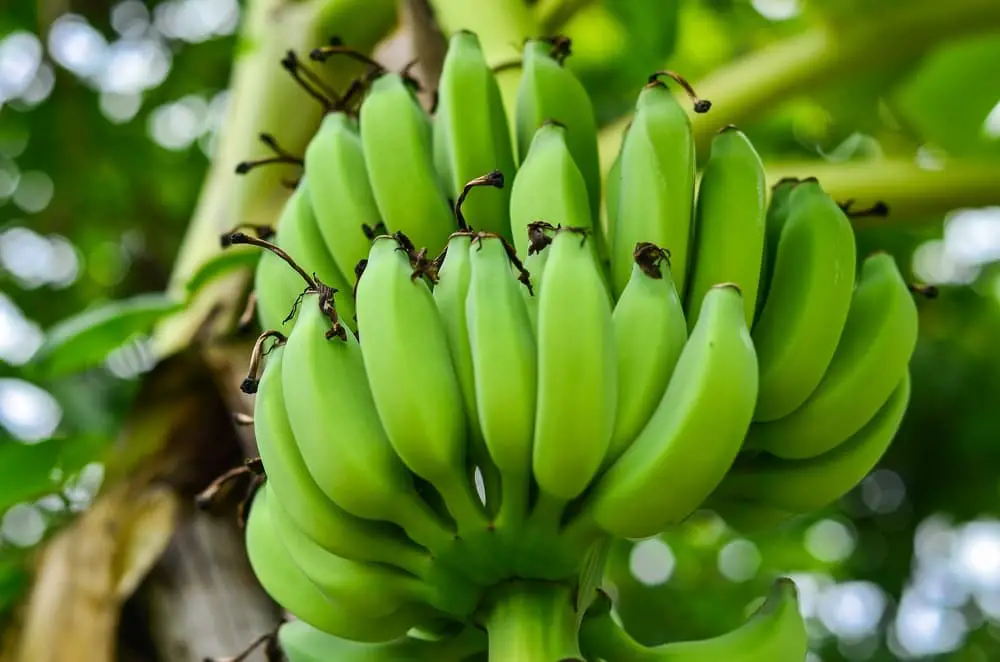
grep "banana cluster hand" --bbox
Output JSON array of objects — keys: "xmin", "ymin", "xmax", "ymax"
[{"xmin": 218, "ymin": 29, "xmax": 925, "ymax": 660}]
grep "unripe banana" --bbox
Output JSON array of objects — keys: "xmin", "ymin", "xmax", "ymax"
[
  {"xmin": 432, "ymin": 232, "xmax": 501, "ymax": 515},
  {"xmin": 304, "ymin": 112, "xmax": 382, "ymax": 283},
  {"xmin": 466, "ymin": 233, "xmax": 537, "ymax": 524},
  {"xmin": 281, "ymin": 291, "xmax": 456, "ymax": 554},
  {"xmin": 533, "ymin": 228, "xmax": 616, "ymax": 501},
  {"xmin": 433, "ymin": 31, "xmax": 516, "ymax": 238},
  {"xmin": 244, "ymin": 484, "xmax": 428, "ymax": 642},
  {"xmin": 718, "ymin": 371, "xmax": 910, "ymax": 513},
  {"xmin": 515, "ymin": 39, "xmax": 602, "ymax": 244},
  {"xmin": 753, "ymin": 177, "xmax": 800, "ymax": 322},
  {"xmin": 611, "ymin": 81, "xmax": 696, "ymax": 298},
  {"xmin": 747, "ymin": 252, "xmax": 917, "ymax": 459},
  {"xmin": 355, "ymin": 235, "xmax": 485, "ymax": 530},
  {"xmin": 267, "ymin": 491, "xmax": 421, "ymax": 620},
  {"xmin": 252, "ymin": 341, "xmax": 428, "ymax": 573},
  {"xmin": 278, "ymin": 619, "xmax": 487, "ymax": 662},
  {"xmin": 256, "ymin": 180, "xmax": 357, "ymax": 330},
  {"xmin": 509, "ymin": 123, "xmax": 594, "ymax": 263},
  {"xmin": 605, "ymin": 243, "xmax": 688, "ymax": 465},
  {"xmin": 580, "ymin": 578, "xmax": 807, "ymax": 661},
  {"xmin": 752, "ymin": 181, "xmax": 857, "ymax": 422},
  {"xmin": 603, "ymin": 139, "xmax": 623, "ymax": 254},
  {"xmin": 586, "ymin": 284, "xmax": 758, "ymax": 539},
  {"xmin": 255, "ymin": 247, "xmax": 302, "ymax": 331},
  {"xmin": 360, "ymin": 73, "xmax": 455, "ymax": 253},
  {"xmin": 685, "ymin": 127, "xmax": 766, "ymax": 330}
]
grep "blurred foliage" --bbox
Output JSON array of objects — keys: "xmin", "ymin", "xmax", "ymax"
[{"xmin": 1, "ymin": 0, "xmax": 999, "ymax": 660}]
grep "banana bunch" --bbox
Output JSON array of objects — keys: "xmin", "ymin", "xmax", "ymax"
[{"xmin": 219, "ymin": 29, "xmax": 923, "ymax": 660}]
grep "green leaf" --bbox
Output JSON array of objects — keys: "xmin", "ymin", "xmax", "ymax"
[
  {"xmin": 31, "ymin": 294, "xmax": 185, "ymax": 378},
  {"xmin": 185, "ymin": 248, "xmax": 260, "ymax": 300},
  {"xmin": 0, "ymin": 439, "xmax": 64, "ymax": 513}
]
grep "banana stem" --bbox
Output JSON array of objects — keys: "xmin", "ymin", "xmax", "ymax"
[
  {"xmin": 597, "ymin": 0, "xmax": 1000, "ymax": 170},
  {"xmin": 482, "ymin": 580, "xmax": 582, "ymax": 662},
  {"xmin": 765, "ymin": 158, "xmax": 1000, "ymax": 229},
  {"xmin": 496, "ymin": 470, "xmax": 530, "ymax": 528}
]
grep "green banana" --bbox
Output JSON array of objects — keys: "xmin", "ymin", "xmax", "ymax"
[
  {"xmin": 278, "ymin": 619, "xmax": 487, "ymax": 662},
  {"xmin": 515, "ymin": 39, "xmax": 601, "ymax": 248},
  {"xmin": 585, "ymin": 284, "xmax": 758, "ymax": 539},
  {"xmin": 533, "ymin": 228, "xmax": 616, "ymax": 501},
  {"xmin": 747, "ymin": 252, "xmax": 918, "ymax": 459},
  {"xmin": 580, "ymin": 579, "xmax": 807, "ymax": 661},
  {"xmin": 304, "ymin": 112, "xmax": 383, "ymax": 283},
  {"xmin": 603, "ymin": 136, "xmax": 624, "ymax": 256},
  {"xmin": 685, "ymin": 127, "xmax": 766, "ymax": 330},
  {"xmin": 753, "ymin": 177, "xmax": 800, "ymax": 323},
  {"xmin": 255, "ymin": 245, "xmax": 302, "ymax": 331},
  {"xmin": 280, "ymin": 290, "xmax": 456, "ymax": 554},
  {"xmin": 252, "ymin": 340, "xmax": 428, "ymax": 573},
  {"xmin": 466, "ymin": 233, "xmax": 537, "ymax": 524},
  {"xmin": 709, "ymin": 499, "xmax": 800, "ymax": 535},
  {"xmin": 258, "ymin": 180, "xmax": 357, "ymax": 329},
  {"xmin": 354, "ymin": 235, "xmax": 485, "ymax": 531},
  {"xmin": 751, "ymin": 181, "xmax": 857, "ymax": 422},
  {"xmin": 611, "ymin": 80, "xmax": 696, "ymax": 298},
  {"xmin": 716, "ymin": 371, "xmax": 911, "ymax": 513},
  {"xmin": 605, "ymin": 243, "xmax": 688, "ymax": 465},
  {"xmin": 360, "ymin": 73, "xmax": 455, "ymax": 253},
  {"xmin": 433, "ymin": 31, "xmax": 516, "ymax": 238},
  {"xmin": 267, "ymin": 491, "xmax": 423, "ymax": 620},
  {"xmin": 244, "ymin": 484, "xmax": 429, "ymax": 642},
  {"xmin": 508, "ymin": 123, "xmax": 594, "ymax": 264}
]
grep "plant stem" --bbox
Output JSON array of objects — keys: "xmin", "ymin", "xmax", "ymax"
[
  {"xmin": 483, "ymin": 580, "xmax": 582, "ymax": 662},
  {"xmin": 765, "ymin": 158, "xmax": 1000, "ymax": 228},
  {"xmin": 597, "ymin": 0, "xmax": 1000, "ymax": 169}
]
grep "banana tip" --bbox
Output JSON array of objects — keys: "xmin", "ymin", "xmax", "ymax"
[{"xmin": 712, "ymin": 282, "xmax": 743, "ymax": 294}]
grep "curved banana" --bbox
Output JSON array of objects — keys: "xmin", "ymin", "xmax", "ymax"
[
  {"xmin": 466, "ymin": 233, "xmax": 537, "ymax": 524},
  {"xmin": 533, "ymin": 228, "xmax": 616, "ymax": 501},
  {"xmin": 278, "ymin": 619, "xmax": 487, "ymax": 662},
  {"xmin": 580, "ymin": 578, "xmax": 807, "ymax": 661},
  {"xmin": 433, "ymin": 31, "xmax": 516, "ymax": 238},
  {"xmin": 244, "ymin": 484, "xmax": 429, "ymax": 643},
  {"xmin": 685, "ymin": 127, "xmax": 766, "ymax": 330},
  {"xmin": 354, "ymin": 235, "xmax": 486, "ymax": 531},
  {"xmin": 432, "ymin": 233, "xmax": 497, "ymax": 507},
  {"xmin": 360, "ymin": 73, "xmax": 455, "ymax": 254},
  {"xmin": 261, "ymin": 180, "xmax": 357, "ymax": 329},
  {"xmin": 585, "ymin": 284, "xmax": 758, "ymax": 539},
  {"xmin": 754, "ymin": 177, "xmax": 801, "ymax": 322},
  {"xmin": 252, "ymin": 340, "xmax": 428, "ymax": 574},
  {"xmin": 751, "ymin": 180, "xmax": 857, "ymax": 422},
  {"xmin": 255, "ymin": 246, "xmax": 303, "ymax": 332},
  {"xmin": 304, "ymin": 112, "xmax": 382, "ymax": 284},
  {"xmin": 747, "ymin": 252, "xmax": 918, "ymax": 459},
  {"xmin": 611, "ymin": 80, "xmax": 696, "ymax": 298},
  {"xmin": 267, "ymin": 490, "xmax": 422, "ymax": 620},
  {"xmin": 716, "ymin": 371, "xmax": 910, "ymax": 513},
  {"xmin": 515, "ymin": 39, "xmax": 601, "ymax": 245},
  {"xmin": 605, "ymin": 243, "xmax": 688, "ymax": 465},
  {"xmin": 603, "ymin": 138, "xmax": 624, "ymax": 256},
  {"xmin": 509, "ymin": 123, "xmax": 594, "ymax": 263},
  {"xmin": 280, "ymin": 290, "xmax": 456, "ymax": 554},
  {"xmin": 709, "ymin": 499, "xmax": 800, "ymax": 535}
]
